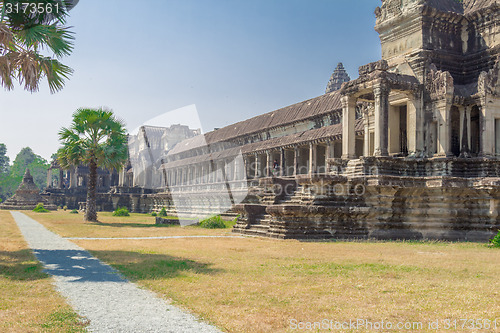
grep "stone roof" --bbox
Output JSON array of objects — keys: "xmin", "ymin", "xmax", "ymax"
[
  {"xmin": 168, "ymin": 91, "xmax": 343, "ymax": 156},
  {"xmin": 161, "ymin": 118, "xmax": 364, "ymax": 169},
  {"xmin": 464, "ymin": 0, "xmax": 499, "ymax": 14},
  {"xmin": 424, "ymin": 0, "xmax": 464, "ymax": 13},
  {"xmin": 326, "ymin": 63, "xmax": 351, "ymax": 94}
]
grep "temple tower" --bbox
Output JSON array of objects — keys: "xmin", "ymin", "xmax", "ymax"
[{"xmin": 325, "ymin": 63, "xmax": 351, "ymax": 93}]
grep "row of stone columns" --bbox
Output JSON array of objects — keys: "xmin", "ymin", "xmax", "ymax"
[{"xmin": 342, "ymin": 83, "xmax": 391, "ymax": 159}]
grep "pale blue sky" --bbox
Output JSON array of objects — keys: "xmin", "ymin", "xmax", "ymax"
[{"xmin": 0, "ymin": 0, "xmax": 381, "ymax": 161}]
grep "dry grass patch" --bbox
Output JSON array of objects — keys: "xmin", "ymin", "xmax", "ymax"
[
  {"xmin": 25, "ymin": 210, "xmax": 234, "ymax": 238},
  {"xmin": 73, "ymin": 237, "xmax": 500, "ymax": 333},
  {"xmin": 0, "ymin": 211, "xmax": 87, "ymax": 332}
]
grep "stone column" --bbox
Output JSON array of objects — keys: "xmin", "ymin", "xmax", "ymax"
[
  {"xmin": 266, "ymin": 152, "xmax": 271, "ymax": 177},
  {"xmin": 59, "ymin": 169, "xmax": 64, "ymax": 188},
  {"xmin": 69, "ymin": 169, "xmax": 77, "ymax": 189},
  {"xmin": 460, "ymin": 106, "xmax": 471, "ymax": 156},
  {"xmin": 254, "ymin": 153, "xmax": 260, "ymax": 178},
  {"xmin": 363, "ymin": 113, "xmax": 370, "ymax": 157},
  {"xmin": 407, "ymin": 94, "xmax": 423, "ymax": 156},
  {"xmin": 293, "ymin": 147, "xmax": 298, "ymax": 176},
  {"xmin": 436, "ymin": 99, "xmax": 453, "ymax": 157},
  {"xmin": 308, "ymin": 143, "xmax": 317, "ymax": 175},
  {"xmin": 373, "ymin": 83, "xmax": 389, "ymax": 157},
  {"xmin": 233, "ymin": 158, "xmax": 239, "ymax": 181},
  {"xmin": 46, "ymin": 169, "xmax": 52, "ymax": 188},
  {"xmin": 326, "ymin": 142, "xmax": 335, "ymax": 159},
  {"xmin": 280, "ymin": 148, "xmax": 285, "ymax": 177},
  {"xmin": 118, "ymin": 167, "xmax": 126, "ymax": 186},
  {"xmin": 478, "ymin": 102, "xmax": 494, "ymax": 156},
  {"xmin": 341, "ymin": 95, "xmax": 357, "ymax": 159}
]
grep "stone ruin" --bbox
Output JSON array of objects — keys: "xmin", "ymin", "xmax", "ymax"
[
  {"xmin": 42, "ymin": 0, "xmax": 500, "ymax": 241},
  {"xmin": 0, "ymin": 169, "xmax": 57, "ymax": 211}
]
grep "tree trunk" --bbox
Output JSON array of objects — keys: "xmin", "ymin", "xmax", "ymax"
[{"xmin": 85, "ymin": 158, "xmax": 98, "ymax": 222}]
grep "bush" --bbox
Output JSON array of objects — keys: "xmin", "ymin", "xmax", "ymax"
[
  {"xmin": 113, "ymin": 207, "xmax": 130, "ymax": 217},
  {"xmin": 159, "ymin": 207, "xmax": 167, "ymax": 217},
  {"xmin": 151, "ymin": 212, "xmax": 157, "ymax": 217},
  {"xmin": 199, "ymin": 215, "xmax": 227, "ymax": 229},
  {"xmin": 33, "ymin": 203, "xmax": 49, "ymax": 213},
  {"xmin": 70, "ymin": 209, "xmax": 78, "ymax": 214},
  {"xmin": 63, "ymin": 205, "xmax": 68, "ymax": 211},
  {"xmin": 490, "ymin": 230, "xmax": 500, "ymax": 248}
]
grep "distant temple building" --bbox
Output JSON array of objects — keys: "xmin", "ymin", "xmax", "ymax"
[{"xmin": 45, "ymin": 0, "xmax": 500, "ymax": 241}]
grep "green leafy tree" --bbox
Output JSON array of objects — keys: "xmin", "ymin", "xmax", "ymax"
[
  {"xmin": 0, "ymin": 143, "xmax": 10, "ymax": 201},
  {"xmin": 0, "ymin": 143, "xmax": 9, "ymax": 173},
  {"xmin": 58, "ymin": 108, "xmax": 128, "ymax": 222},
  {"xmin": 9, "ymin": 146, "xmax": 49, "ymax": 186},
  {"xmin": 0, "ymin": 0, "xmax": 76, "ymax": 93},
  {"xmin": 0, "ymin": 146, "xmax": 49, "ymax": 200}
]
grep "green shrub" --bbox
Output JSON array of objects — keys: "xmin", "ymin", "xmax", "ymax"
[
  {"xmin": 159, "ymin": 207, "xmax": 167, "ymax": 217},
  {"xmin": 199, "ymin": 215, "xmax": 227, "ymax": 229},
  {"xmin": 151, "ymin": 212, "xmax": 157, "ymax": 217},
  {"xmin": 33, "ymin": 203, "xmax": 49, "ymax": 213},
  {"xmin": 490, "ymin": 230, "xmax": 500, "ymax": 248},
  {"xmin": 113, "ymin": 206, "xmax": 130, "ymax": 217},
  {"xmin": 70, "ymin": 209, "xmax": 78, "ymax": 214}
]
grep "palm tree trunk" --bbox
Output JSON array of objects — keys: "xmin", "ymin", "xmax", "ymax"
[{"xmin": 85, "ymin": 158, "xmax": 98, "ymax": 222}]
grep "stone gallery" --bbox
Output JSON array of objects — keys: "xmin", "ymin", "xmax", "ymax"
[{"xmin": 43, "ymin": 0, "xmax": 500, "ymax": 241}]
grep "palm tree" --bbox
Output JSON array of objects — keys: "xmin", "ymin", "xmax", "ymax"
[
  {"xmin": 58, "ymin": 108, "xmax": 128, "ymax": 222},
  {"xmin": 0, "ymin": 0, "xmax": 75, "ymax": 93}
]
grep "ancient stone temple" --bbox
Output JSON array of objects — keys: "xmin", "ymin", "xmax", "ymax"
[
  {"xmin": 44, "ymin": 0, "xmax": 500, "ymax": 241},
  {"xmin": 326, "ymin": 63, "xmax": 351, "ymax": 94},
  {"xmin": 0, "ymin": 169, "xmax": 57, "ymax": 210}
]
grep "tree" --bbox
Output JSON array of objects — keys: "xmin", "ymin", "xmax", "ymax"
[
  {"xmin": 0, "ymin": 146, "xmax": 49, "ymax": 201},
  {"xmin": 0, "ymin": 0, "xmax": 76, "ymax": 93},
  {"xmin": 58, "ymin": 108, "xmax": 128, "ymax": 222},
  {"xmin": 10, "ymin": 147, "xmax": 49, "ymax": 187},
  {"xmin": 0, "ymin": 143, "xmax": 9, "ymax": 174}
]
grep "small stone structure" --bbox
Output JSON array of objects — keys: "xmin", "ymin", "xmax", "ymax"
[{"xmin": 0, "ymin": 169, "xmax": 57, "ymax": 210}]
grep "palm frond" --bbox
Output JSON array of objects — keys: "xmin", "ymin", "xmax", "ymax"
[
  {"xmin": 38, "ymin": 55, "xmax": 72, "ymax": 93},
  {"xmin": 12, "ymin": 50, "xmax": 40, "ymax": 92},
  {"xmin": 16, "ymin": 23, "xmax": 74, "ymax": 57},
  {"xmin": 0, "ymin": 23, "xmax": 14, "ymax": 52},
  {"xmin": 0, "ymin": 54, "xmax": 13, "ymax": 90}
]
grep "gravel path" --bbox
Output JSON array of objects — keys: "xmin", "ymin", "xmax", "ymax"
[{"xmin": 10, "ymin": 211, "xmax": 222, "ymax": 333}]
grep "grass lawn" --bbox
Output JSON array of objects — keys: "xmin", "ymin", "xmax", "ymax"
[
  {"xmin": 24, "ymin": 210, "xmax": 236, "ymax": 238},
  {"xmin": 0, "ymin": 211, "xmax": 87, "ymax": 332},
  {"xmin": 71, "ymin": 238, "xmax": 500, "ymax": 333},
  {"xmin": 24, "ymin": 211, "xmax": 500, "ymax": 332}
]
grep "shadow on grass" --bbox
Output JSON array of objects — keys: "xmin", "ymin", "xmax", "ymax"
[
  {"xmin": 0, "ymin": 250, "xmax": 49, "ymax": 281},
  {"xmin": 89, "ymin": 250, "xmax": 223, "ymax": 281},
  {"xmin": 4, "ymin": 248, "xmax": 223, "ymax": 283}
]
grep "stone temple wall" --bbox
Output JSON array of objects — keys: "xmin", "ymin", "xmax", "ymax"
[{"xmin": 232, "ymin": 158, "xmax": 500, "ymax": 241}]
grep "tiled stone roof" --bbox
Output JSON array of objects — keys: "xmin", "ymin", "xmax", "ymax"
[
  {"xmin": 168, "ymin": 91, "xmax": 343, "ymax": 156},
  {"xmin": 464, "ymin": 0, "xmax": 499, "ymax": 14}
]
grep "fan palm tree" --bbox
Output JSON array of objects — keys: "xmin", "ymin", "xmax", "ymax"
[
  {"xmin": 0, "ymin": 0, "xmax": 76, "ymax": 93},
  {"xmin": 58, "ymin": 108, "xmax": 128, "ymax": 222}
]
